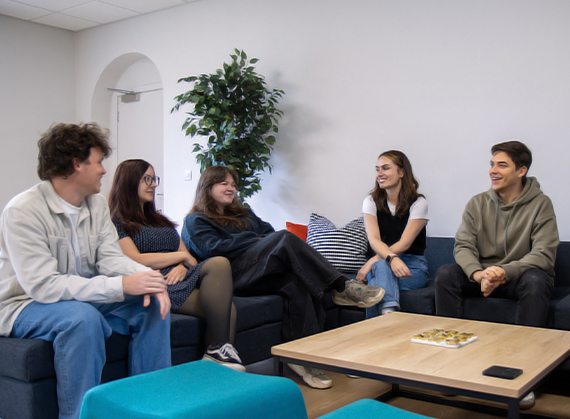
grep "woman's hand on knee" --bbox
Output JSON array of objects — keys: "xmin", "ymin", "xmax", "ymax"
[{"xmin": 390, "ymin": 258, "xmax": 411, "ymax": 278}]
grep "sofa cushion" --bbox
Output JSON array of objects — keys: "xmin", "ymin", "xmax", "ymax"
[
  {"xmin": 399, "ymin": 281, "xmax": 436, "ymax": 315},
  {"xmin": 306, "ymin": 213, "xmax": 368, "ymax": 274},
  {"xmin": 549, "ymin": 287, "xmax": 570, "ymax": 330},
  {"xmin": 233, "ymin": 295, "xmax": 282, "ymax": 332},
  {"xmin": 555, "ymin": 242, "xmax": 570, "ymax": 288},
  {"xmin": 170, "ymin": 314, "xmax": 205, "ymax": 349},
  {"xmin": 0, "ymin": 332, "xmax": 129, "ymax": 383},
  {"xmin": 0, "ymin": 338, "xmax": 55, "ymax": 382},
  {"xmin": 424, "ymin": 237, "xmax": 456, "ymax": 278},
  {"xmin": 286, "ymin": 221, "xmax": 308, "ymax": 241}
]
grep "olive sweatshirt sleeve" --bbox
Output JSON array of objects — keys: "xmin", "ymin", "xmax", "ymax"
[{"xmin": 453, "ymin": 198, "xmax": 484, "ymax": 280}]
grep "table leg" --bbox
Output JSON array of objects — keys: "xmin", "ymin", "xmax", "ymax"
[
  {"xmin": 273, "ymin": 356, "xmax": 284, "ymax": 376},
  {"xmin": 507, "ymin": 398, "xmax": 519, "ymax": 419}
]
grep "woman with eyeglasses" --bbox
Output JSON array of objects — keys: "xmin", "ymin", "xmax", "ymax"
[{"xmin": 108, "ymin": 159, "xmax": 244, "ymax": 371}]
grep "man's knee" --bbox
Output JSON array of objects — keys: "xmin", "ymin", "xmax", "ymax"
[
  {"xmin": 61, "ymin": 304, "xmax": 109, "ymax": 335},
  {"xmin": 434, "ymin": 263, "xmax": 464, "ymax": 288},
  {"xmin": 518, "ymin": 269, "xmax": 553, "ymax": 294}
]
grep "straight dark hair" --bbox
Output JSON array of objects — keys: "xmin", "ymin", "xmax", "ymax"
[
  {"xmin": 189, "ymin": 165, "xmax": 251, "ymax": 229},
  {"xmin": 371, "ymin": 150, "xmax": 423, "ymax": 218},
  {"xmin": 109, "ymin": 159, "xmax": 174, "ymax": 235}
]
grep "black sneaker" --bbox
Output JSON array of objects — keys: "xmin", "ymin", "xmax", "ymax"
[{"xmin": 202, "ymin": 343, "xmax": 246, "ymax": 372}]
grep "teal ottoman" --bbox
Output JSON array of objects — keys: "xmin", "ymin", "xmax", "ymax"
[
  {"xmin": 80, "ymin": 360, "xmax": 308, "ymax": 419},
  {"xmin": 318, "ymin": 399, "xmax": 432, "ymax": 419}
]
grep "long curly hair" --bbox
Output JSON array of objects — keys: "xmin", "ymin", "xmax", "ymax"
[
  {"xmin": 109, "ymin": 159, "xmax": 174, "ymax": 235},
  {"xmin": 37, "ymin": 123, "xmax": 111, "ymax": 180},
  {"xmin": 370, "ymin": 150, "xmax": 423, "ymax": 217},
  {"xmin": 189, "ymin": 166, "xmax": 251, "ymax": 229}
]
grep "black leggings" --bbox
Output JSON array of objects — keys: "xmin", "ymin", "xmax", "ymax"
[{"xmin": 176, "ymin": 256, "xmax": 236, "ymax": 347}]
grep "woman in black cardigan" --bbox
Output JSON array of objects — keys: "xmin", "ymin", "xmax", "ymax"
[{"xmin": 182, "ymin": 165, "xmax": 385, "ymax": 389}]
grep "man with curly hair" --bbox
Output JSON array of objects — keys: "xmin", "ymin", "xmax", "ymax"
[{"xmin": 0, "ymin": 123, "xmax": 171, "ymax": 419}]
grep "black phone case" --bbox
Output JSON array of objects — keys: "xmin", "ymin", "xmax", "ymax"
[{"xmin": 482, "ymin": 365, "xmax": 523, "ymax": 380}]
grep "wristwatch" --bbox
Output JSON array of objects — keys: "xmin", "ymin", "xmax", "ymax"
[
  {"xmin": 182, "ymin": 262, "xmax": 192, "ymax": 270},
  {"xmin": 385, "ymin": 254, "xmax": 398, "ymax": 265}
]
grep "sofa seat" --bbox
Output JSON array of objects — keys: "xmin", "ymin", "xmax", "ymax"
[{"xmin": 0, "ymin": 294, "xmax": 283, "ymax": 419}]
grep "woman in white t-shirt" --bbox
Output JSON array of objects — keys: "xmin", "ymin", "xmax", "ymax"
[{"xmin": 358, "ymin": 150, "xmax": 429, "ymax": 317}]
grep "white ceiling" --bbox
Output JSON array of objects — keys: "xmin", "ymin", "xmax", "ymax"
[{"xmin": 0, "ymin": 0, "xmax": 198, "ymax": 31}]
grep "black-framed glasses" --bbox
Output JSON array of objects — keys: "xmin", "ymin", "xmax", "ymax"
[{"xmin": 142, "ymin": 175, "xmax": 160, "ymax": 186}]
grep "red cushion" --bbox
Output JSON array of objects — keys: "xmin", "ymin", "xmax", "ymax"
[{"xmin": 286, "ymin": 222, "xmax": 308, "ymax": 241}]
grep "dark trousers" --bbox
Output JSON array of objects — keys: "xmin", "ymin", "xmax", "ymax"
[
  {"xmin": 434, "ymin": 263, "xmax": 553, "ymax": 327},
  {"xmin": 230, "ymin": 230, "xmax": 343, "ymax": 341}
]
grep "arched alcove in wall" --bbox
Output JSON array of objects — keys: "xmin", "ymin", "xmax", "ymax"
[{"xmin": 90, "ymin": 53, "xmax": 164, "ymax": 208}]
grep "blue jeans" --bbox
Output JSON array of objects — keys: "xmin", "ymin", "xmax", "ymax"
[
  {"xmin": 10, "ymin": 296, "xmax": 171, "ymax": 419},
  {"xmin": 365, "ymin": 254, "xmax": 429, "ymax": 318}
]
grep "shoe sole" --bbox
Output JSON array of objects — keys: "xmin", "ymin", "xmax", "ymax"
[
  {"xmin": 520, "ymin": 400, "xmax": 535, "ymax": 410},
  {"xmin": 332, "ymin": 288, "xmax": 386, "ymax": 308},
  {"xmin": 520, "ymin": 402, "xmax": 535, "ymax": 410},
  {"xmin": 203, "ymin": 355, "xmax": 246, "ymax": 372},
  {"xmin": 288, "ymin": 364, "xmax": 332, "ymax": 389}
]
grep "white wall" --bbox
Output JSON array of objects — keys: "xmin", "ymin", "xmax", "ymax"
[
  {"xmin": 0, "ymin": 15, "xmax": 75, "ymax": 212},
  {"xmin": 5, "ymin": 0, "xmax": 570, "ymax": 241}
]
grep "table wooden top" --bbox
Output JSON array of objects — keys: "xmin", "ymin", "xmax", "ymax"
[{"xmin": 272, "ymin": 312, "xmax": 570, "ymax": 398}]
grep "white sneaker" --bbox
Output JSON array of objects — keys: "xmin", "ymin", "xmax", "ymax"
[
  {"xmin": 288, "ymin": 363, "xmax": 332, "ymax": 389},
  {"xmin": 520, "ymin": 391, "xmax": 535, "ymax": 410}
]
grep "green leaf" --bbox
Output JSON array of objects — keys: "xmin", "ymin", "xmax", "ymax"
[{"xmin": 172, "ymin": 48, "xmax": 284, "ymax": 200}]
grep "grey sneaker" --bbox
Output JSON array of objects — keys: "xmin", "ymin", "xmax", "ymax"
[
  {"xmin": 288, "ymin": 363, "xmax": 333, "ymax": 389},
  {"xmin": 332, "ymin": 279, "xmax": 385, "ymax": 308},
  {"xmin": 203, "ymin": 343, "xmax": 246, "ymax": 372}
]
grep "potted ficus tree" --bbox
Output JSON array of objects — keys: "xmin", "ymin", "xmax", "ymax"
[{"xmin": 172, "ymin": 49, "xmax": 285, "ymax": 202}]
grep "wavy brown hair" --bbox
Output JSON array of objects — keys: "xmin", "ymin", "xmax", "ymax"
[
  {"xmin": 37, "ymin": 123, "xmax": 111, "ymax": 180},
  {"xmin": 371, "ymin": 150, "xmax": 423, "ymax": 218},
  {"xmin": 189, "ymin": 165, "xmax": 251, "ymax": 229},
  {"xmin": 109, "ymin": 159, "xmax": 174, "ymax": 235}
]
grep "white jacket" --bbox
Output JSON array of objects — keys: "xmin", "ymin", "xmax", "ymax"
[{"xmin": 0, "ymin": 181, "xmax": 148, "ymax": 335}]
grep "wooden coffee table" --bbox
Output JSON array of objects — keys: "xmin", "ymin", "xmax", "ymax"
[{"xmin": 272, "ymin": 312, "xmax": 570, "ymax": 419}]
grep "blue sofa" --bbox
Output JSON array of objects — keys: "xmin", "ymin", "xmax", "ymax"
[
  {"xmin": 335, "ymin": 237, "xmax": 570, "ymax": 330},
  {"xmin": 2, "ymin": 237, "xmax": 569, "ymax": 419}
]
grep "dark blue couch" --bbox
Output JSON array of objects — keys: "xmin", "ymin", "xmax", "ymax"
[
  {"xmin": 2, "ymin": 237, "xmax": 569, "ymax": 419},
  {"xmin": 333, "ymin": 237, "xmax": 570, "ymax": 329}
]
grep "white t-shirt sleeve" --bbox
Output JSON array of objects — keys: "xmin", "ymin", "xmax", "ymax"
[
  {"xmin": 362, "ymin": 195, "xmax": 377, "ymax": 216},
  {"xmin": 409, "ymin": 196, "xmax": 429, "ymax": 220}
]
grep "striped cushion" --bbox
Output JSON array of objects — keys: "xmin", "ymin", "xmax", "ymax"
[{"xmin": 306, "ymin": 213, "xmax": 368, "ymax": 274}]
